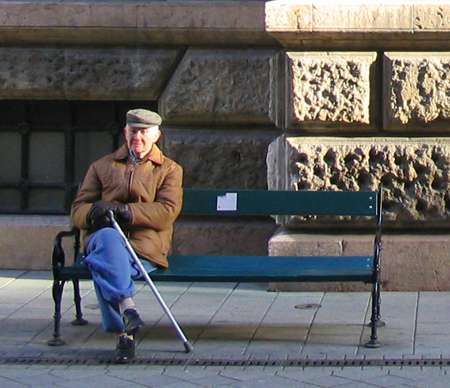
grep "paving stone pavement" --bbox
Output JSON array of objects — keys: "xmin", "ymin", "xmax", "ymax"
[
  {"xmin": 1, "ymin": 270, "xmax": 450, "ymax": 386},
  {"xmin": 0, "ymin": 364, "xmax": 449, "ymax": 387}
]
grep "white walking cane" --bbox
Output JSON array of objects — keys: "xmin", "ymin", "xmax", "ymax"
[{"xmin": 108, "ymin": 210, "xmax": 193, "ymax": 353}]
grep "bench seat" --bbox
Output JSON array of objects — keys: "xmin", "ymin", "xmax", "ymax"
[{"xmin": 59, "ymin": 255, "xmax": 374, "ymax": 282}]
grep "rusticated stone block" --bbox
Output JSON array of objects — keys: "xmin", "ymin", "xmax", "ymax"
[
  {"xmin": 0, "ymin": 47, "xmax": 180, "ymax": 100},
  {"xmin": 384, "ymin": 53, "xmax": 450, "ymax": 130},
  {"xmin": 286, "ymin": 52, "xmax": 376, "ymax": 130},
  {"xmin": 269, "ymin": 229, "xmax": 450, "ymax": 291},
  {"xmin": 64, "ymin": 48, "xmax": 180, "ymax": 100},
  {"xmin": 163, "ymin": 129, "xmax": 278, "ymax": 189},
  {"xmin": 159, "ymin": 49, "xmax": 280, "ymax": 125},
  {"xmin": 0, "ymin": 48, "xmax": 65, "ymax": 98},
  {"xmin": 267, "ymin": 136, "xmax": 450, "ymax": 228},
  {"xmin": 172, "ymin": 218, "xmax": 277, "ymax": 256}
]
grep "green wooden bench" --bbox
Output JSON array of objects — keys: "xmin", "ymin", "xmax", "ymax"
[{"xmin": 49, "ymin": 188, "xmax": 383, "ymax": 348}]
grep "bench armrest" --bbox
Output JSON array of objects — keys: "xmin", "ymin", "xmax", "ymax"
[{"xmin": 51, "ymin": 228, "xmax": 81, "ymax": 277}]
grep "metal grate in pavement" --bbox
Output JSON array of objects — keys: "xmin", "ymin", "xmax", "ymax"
[{"xmin": 0, "ymin": 356, "xmax": 449, "ymax": 367}]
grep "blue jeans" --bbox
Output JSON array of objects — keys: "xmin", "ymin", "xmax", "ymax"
[{"xmin": 84, "ymin": 228, "xmax": 157, "ymax": 333}]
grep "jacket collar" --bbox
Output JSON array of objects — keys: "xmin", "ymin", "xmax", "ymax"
[{"xmin": 113, "ymin": 144, "xmax": 164, "ymax": 165}]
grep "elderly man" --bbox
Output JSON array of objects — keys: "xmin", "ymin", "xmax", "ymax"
[{"xmin": 71, "ymin": 109, "xmax": 183, "ymax": 363}]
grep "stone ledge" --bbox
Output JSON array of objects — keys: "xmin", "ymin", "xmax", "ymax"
[
  {"xmin": 0, "ymin": 0, "xmax": 273, "ymax": 46},
  {"xmin": 266, "ymin": 2, "xmax": 450, "ymax": 31},
  {"xmin": 1, "ymin": 1, "xmax": 449, "ymax": 47},
  {"xmin": 266, "ymin": 1, "xmax": 450, "ymax": 49},
  {"xmin": 269, "ymin": 229, "xmax": 450, "ymax": 291},
  {"xmin": 3, "ymin": 215, "xmax": 449, "ymax": 291},
  {"xmin": 0, "ymin": 215, "xmax": 70, "ymax": 270},
  {"xmin": 0, "ymin": 1, "xmax": 267, "ymax": 30},
  {"xmin": 0, "ymin": 216, "xmax": 276, "ymax": 270}
]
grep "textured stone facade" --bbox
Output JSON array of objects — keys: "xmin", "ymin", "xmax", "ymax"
[
  {"xmin": 0, "ymin": 47, "xmax": 180, "ymax": 99},
  {"xmin": 384, "ymin": 53, "xmax": 450, "ymax": 130},
  {"xmin": 1, "ymin": 1, "xmax": 450, "ymax": 290},
  {"xmin": 286, "ymin": 52, "xmax": 376, "ymax": 130},
  {"xmin": 163, "ymin": 129, "xmax": 278, "ymax": 189},
  {"xmin": 268, "ymin": 137, "xmax": 450, "ymax": 228},
  {"xmin": 159, "ymin": 49, "xmax": 280, "ymax": 125}
]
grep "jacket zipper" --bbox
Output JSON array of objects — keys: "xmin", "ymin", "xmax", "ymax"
[
  {"xmin": 126, "ymin": 163, "xmax": 135, "ymax": 238},
  {"xmin": 127, "ymin": 164, "xmax": 135, "ymax": 195}
]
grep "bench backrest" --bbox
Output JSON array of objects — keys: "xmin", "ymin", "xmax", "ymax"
[{"xmin": 181, "ymin": 189, "xmax": 381, "ymax": 218}]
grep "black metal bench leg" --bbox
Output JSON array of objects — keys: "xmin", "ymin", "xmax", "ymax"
[
  {"xmin": 374, "ymin": 281, "xmax": 385, "ymax": 327},
  {"xmin": 48, "ymin": 280, "xmax": 66, "ymax": 346},
  {"xmin": 365, "ymin": 284, "xmax": 385, "ymax": 328},
  {"xmin": 365, "ymin": 281, "xmax": 381, "ymax": 348},
  {"xmin": 71, "ymin": 279, "xmax": 88, "ymax": 326},
  {"xmin": 376, "ymin": 283, "xmax": 381, "ymax": 320}
]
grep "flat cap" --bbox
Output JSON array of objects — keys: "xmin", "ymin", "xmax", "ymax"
[{"xmin": 126, "ymin": 109, "xmax": 162, "ymax": 128}]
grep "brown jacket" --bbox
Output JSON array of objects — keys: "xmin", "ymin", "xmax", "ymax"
[{"xmin": 71, "ymin": 144, "xmax": 183, "ymax": 268}]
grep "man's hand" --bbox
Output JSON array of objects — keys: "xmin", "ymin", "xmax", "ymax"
[
  {"xmin": 114, "ymin": 203, "xmax": 132, "ymax": 226},
  {"xmin": 88, "ymin": 200, "xmax": 115, "ymax": 231}
]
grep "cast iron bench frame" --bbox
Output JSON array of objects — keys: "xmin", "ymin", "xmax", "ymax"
[{"xmin": 48, "ymin": 188, "xmax": 383, "ymax": 348}]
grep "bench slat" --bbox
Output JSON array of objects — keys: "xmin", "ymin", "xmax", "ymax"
[
  {"xmin": 59, "ymin": 255, "xmax": 374, "ymax": 282},
  {"xmin": 182, "ymin": 189, "xmax": 379, "ymax": 216}
]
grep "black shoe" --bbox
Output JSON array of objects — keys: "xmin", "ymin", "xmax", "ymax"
[
  {"xmin": 115, "ymin": 335, "xmax": 135, "ymax": 364},
  {"xmin": 123, "ymin": 308, "xmax": 144, "ymax": 335}
]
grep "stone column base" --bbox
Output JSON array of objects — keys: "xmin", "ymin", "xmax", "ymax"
[{"xmin": 269, "ymin": 228, "xmax": 450, "ymax": 291}]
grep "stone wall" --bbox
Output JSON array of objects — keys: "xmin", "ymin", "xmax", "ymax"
[
  {"xmin": 1, "ymin": 1, "xmax": 450, "ymax": 289},
  {"xmin": 268, "ymin": 137, "xmax": 450, "ymax": 229},
  {"xmin": 267, "ymin": 51, "xmax": 450, "ymax": 229}
]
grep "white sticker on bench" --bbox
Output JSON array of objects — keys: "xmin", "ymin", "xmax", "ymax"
[{"xmin": 217, "ymin": 193, "xmax": 237, "ymax": 211}]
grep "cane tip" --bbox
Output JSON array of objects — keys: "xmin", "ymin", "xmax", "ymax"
[{"xmin": 184, "ymin": 341, "xmax": 194, "ymax": 353}]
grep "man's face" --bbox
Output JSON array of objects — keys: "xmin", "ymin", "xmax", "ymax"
[{"xmin": 124, "ymin": 125, "xmax": 161, "ymax": 159}]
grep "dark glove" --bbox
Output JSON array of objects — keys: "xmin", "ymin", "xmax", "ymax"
[
  {"xmin": 88, "ymin": 200, "xmax": 115, "ymax": 231},
  {"xmin": 114, "ymin": 203, "xmax": 132, "ymax": 226}
]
